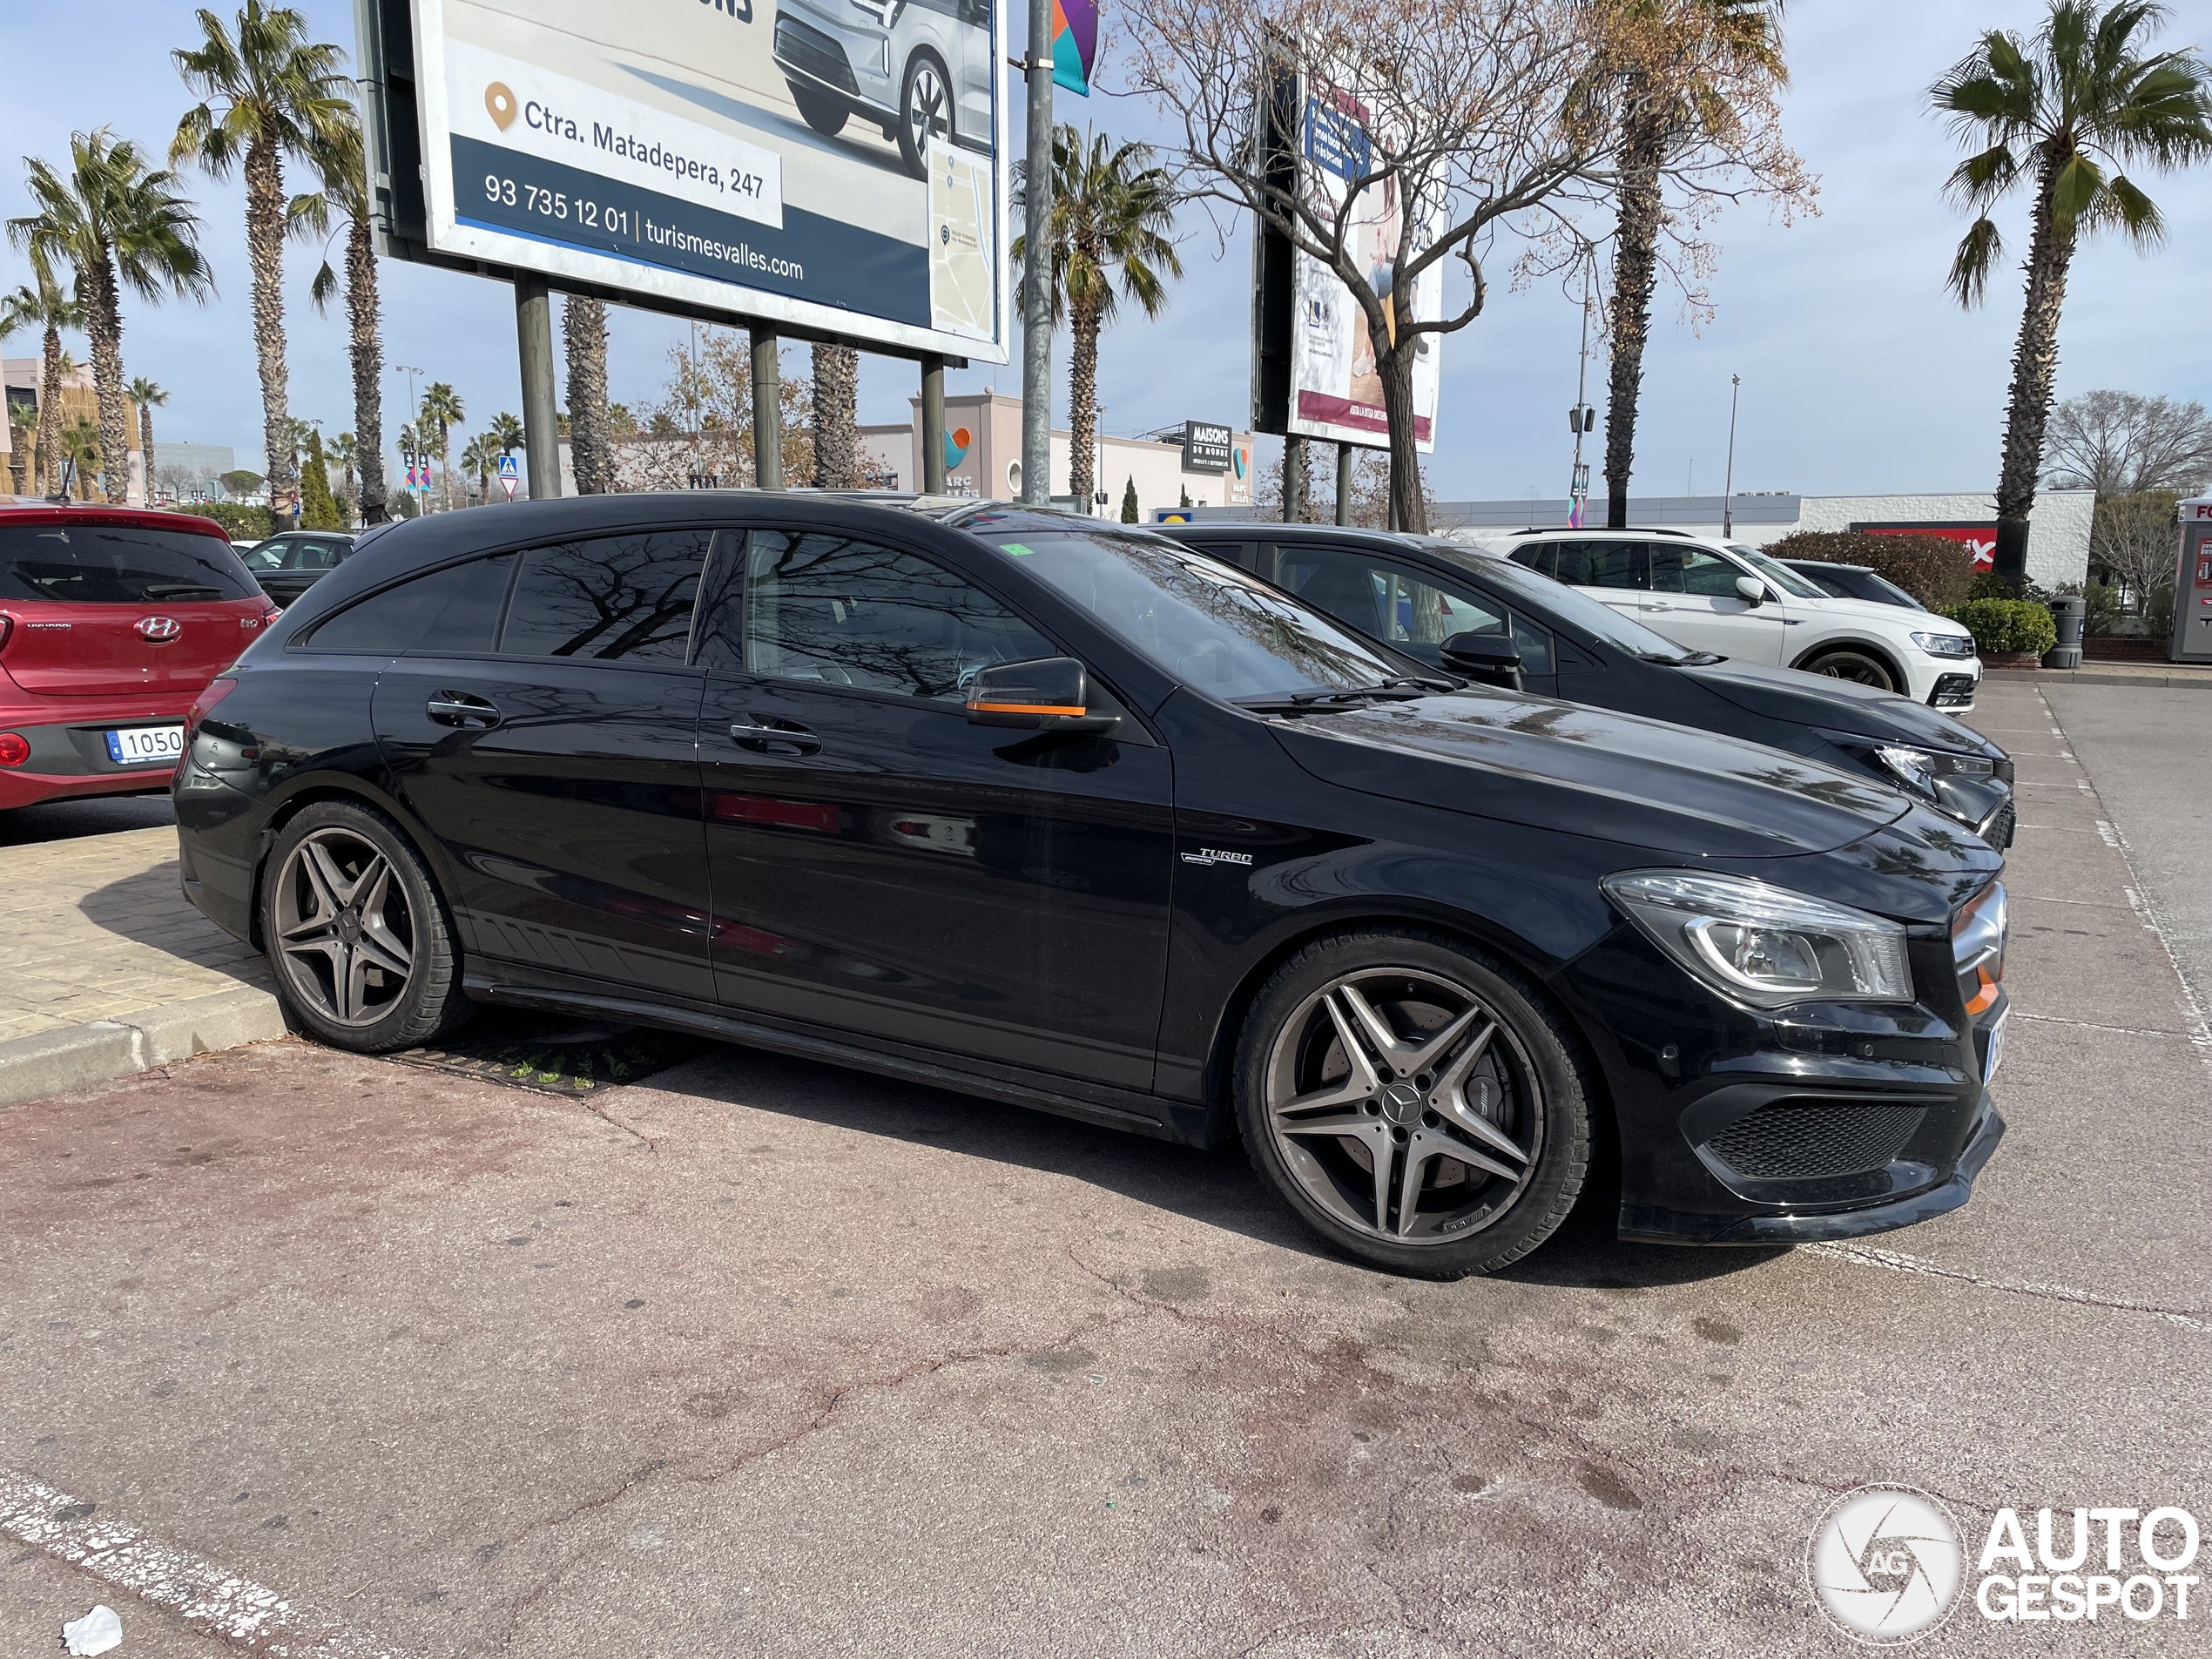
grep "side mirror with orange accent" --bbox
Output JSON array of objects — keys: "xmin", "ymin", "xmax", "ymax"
[{"xmin": 964, "ymin": 657, "xmax": 1120, "ymax": 733}]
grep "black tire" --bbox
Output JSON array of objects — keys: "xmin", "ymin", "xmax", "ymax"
[
  {"xmin": 260, "ymin": 799, "xmax": 473, "ymax": 1053},
  {"xmin": 789, "ymin": 83, "xmax": 850, "ymax": 138},
  {"xmin": 895, "ymin": 51, "xmax": 951, "ymax": 179},
  {"xmin": 1799, "ymin": 647, "xmax": 1898, "ymax": 691},
  {"xmin": 1233, "ymin": 928, "xmax": 1592, "ymax": 1278}
]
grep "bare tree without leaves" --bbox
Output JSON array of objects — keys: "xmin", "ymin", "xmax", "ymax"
[
  {"xmin": 1124, "ymin": 0, "xmax": 1790, "ymax": 532},
  {"xmin": 622, "ymin": 330, "xmax": 813, "ymax": 492},
  {"xmin": 2090, "ymin": 489, "xmax": 2182, "ymax": 607},
  {"xmin": 2045, "ymin": 388, "xmax": 2212, "ymax": 497}
]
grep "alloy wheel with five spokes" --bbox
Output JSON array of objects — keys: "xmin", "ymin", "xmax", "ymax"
[{"xmin": 272, "ymin": 825, "xmax": 416, "ymax": 1028}]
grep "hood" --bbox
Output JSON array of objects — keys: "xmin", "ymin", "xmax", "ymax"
[
  {"xmin": 1679, "ymin": 658, "xmax": 2002, "ymax": 756},
  {"xmin": 1265, "ymin": 691, "xmax": 1915, "ymax": 860}
]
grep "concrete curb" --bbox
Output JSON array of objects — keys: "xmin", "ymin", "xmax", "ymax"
[
  {"xmin": 0, "ymin": 985, "xmax": 290, "ymax": 1109},
  {"xmin": 1986, "ymin": 668, "xmax": 2212, "ymax": 691}
]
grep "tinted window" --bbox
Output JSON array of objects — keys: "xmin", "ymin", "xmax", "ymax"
[
  {"xmin": 968, "ymin": 523, "xmax": 1412, "ymax": 699},
  {"xmin": 724, "ymin": 529, "xmax": 1053, "ymax": 700},
  {"xmin": 1509, "ymin": 544, "xmax": 1556, "ymax": 578},
  {"xmin": 1507, "ymin": 611, "xmax": 1554, "ymax": 675},
  {"xmin": 500, "ymin": 529, "xmax": 711, "ymax": 663},
  {"xmin": 1652, "ymin": 546, "xmax": 1745, "ymax": 597},
  {"xmin": 0, "ymin": 523, "xmax": 262, "ymax": 603},
  {"xmin": 1272, "ymin": 545, "xmax": 1507, "ymax": 665},
  {"xmin": 281, "ymin": 538, "xmax": 348, "ymax": 571},
  {"xmin": 1552, "ymin": 540, "xmax": 1647, "ymax": 590},
  {"xmin": 307, "ymin": 555, "xmax": 516, "ymax": 654},
  {"xmin": 1458, "ymin": 555, "xmax": 1702, "ymax": 664}
]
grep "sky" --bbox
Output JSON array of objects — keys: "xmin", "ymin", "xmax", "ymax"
[{"xmin": 3, "ymin": 0, "xmax": 2208, "ymax": 502}]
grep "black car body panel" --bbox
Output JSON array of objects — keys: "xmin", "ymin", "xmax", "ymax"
[
  {"xmin": 1161, "ymin": 523, "xmax": 2014, "ymax": 848},
  {"xmin": 176, "ymin": 496, "xmax": 2009, "ymax": 1252}
]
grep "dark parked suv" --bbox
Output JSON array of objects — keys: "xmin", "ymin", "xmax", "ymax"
[{"xmin": 174, "ymin": 496, "xmax": 2008, "ymax": 1275}]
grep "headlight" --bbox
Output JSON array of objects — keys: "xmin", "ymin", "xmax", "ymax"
[
  {"xmin": 1875, "ymin": 744, "xmax": 1995, "ymax": 798},
  {"xmin": 1911, "ymin": 631, "xmax": 1977, "ymax": 658},
  {"xmin": 1602, "ymin": 871, "xmax": 1914, "ymax": 1008}
]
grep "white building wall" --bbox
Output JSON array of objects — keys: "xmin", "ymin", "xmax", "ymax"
[{"xmin": 1785, "ymin": 491, "xmax": 2093, "ymax": 589}]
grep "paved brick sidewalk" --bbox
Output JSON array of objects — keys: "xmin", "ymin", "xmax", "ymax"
[{"xmin": 0, "ymin": 824, "xmax": 268, "ymax": 1046}]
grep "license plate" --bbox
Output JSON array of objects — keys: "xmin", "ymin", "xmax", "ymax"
[
  {"xmin": 106, "ymin": 725, "xmax": 185, "ymax": 765},
  {"xmin": 1981, "ymin": 1007, "xmax": 2009, "ymax": 1082}
]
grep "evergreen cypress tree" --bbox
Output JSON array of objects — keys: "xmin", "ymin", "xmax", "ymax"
[
  {"xmin": 300, "ymin": 430, "xmax": 341, "ymax": 529},
  {"xmin": 1120, "ymin": 475, "xmax": 1139, "ymax": 523}
]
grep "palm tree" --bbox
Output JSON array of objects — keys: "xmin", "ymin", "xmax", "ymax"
[
  {"xmin": 811, "ymin": 342, "xmax": 859, "ymax": 489},
  {"xmin": 459, "ymin": 432, "xmax": 496, "ymax": 505},
  {"xmin": 328, "ymin": 429, "xmax": 358, "ymax": 515},
  {"xmin": 8, "ymin": 131, "xmax": 210, "ymax": 504},
  {"xmin": 303, "ymin": 111, "xmax": 388, "ymax": 524},
  {"xmin": 418, "ymin": 381, "xmax": 464, "ymax": 510},
  {"xmin": 1014, "ymin": 125, "xmax": 1181, "ymax": 510},
  {"xmin": 563, "ymin": 295, "xmax": 611, "ymax": 494},
  {"xmin": 0, "ymin": 271, "xmax": 81, "ymax": 496},
  {"xmin": 1933, "ymin": 0, "xmax": 2212, "ymax": 591},
  {"xmin": 128, "ymin": 375, "xmax": 169, "ymax": 493},
  {"xmin": 172, "ymin": 1, "xmax": 352, "ymax": 529},
  {"xmin": 60, "ymin": 415, "xmax": 102, "ymax": 501},
  {"xmin": 1598, "ymin": 1, "xmax": 1788, "ymax": 529}
]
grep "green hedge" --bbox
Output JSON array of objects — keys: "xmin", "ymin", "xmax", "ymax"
[
  {"xmin": 1765, "ymin": 529, "xmax": 1978, "ymax": 610},
  {"xmin": 174, "ymin": 502, "xmax": 273, "ymax": 542},
  {"xmin": 1949, "ymin": 597, "xmax": 2056, "ymax": 657}
]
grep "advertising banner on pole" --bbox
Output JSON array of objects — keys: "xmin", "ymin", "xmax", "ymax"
[
  {"xmin": 372, "ymin": 0, "xmax": 1008, "ymax": 362},
  {"xmin": 1286, "ymin": 69, "xmax": 1443, "ymax": 452}
]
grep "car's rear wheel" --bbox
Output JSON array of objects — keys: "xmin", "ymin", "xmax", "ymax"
[
  {"xmin": 789, "ymin": 83, "xmax": 850, "ymax": 138},
  {"xmin": 1800, "ymin": 647, "xmax": 1897, "ymax": 691},
  {"xmin": 262, "ymin": 800, "xmax": 472, "ymax": 1053},
  {"xmin": 896, "ymin": 51, "xmax": 949, "ymax": 179},
  {"xmin": 1234, "ymin": 929, "xmax": 1591, "ymax": 1278}
]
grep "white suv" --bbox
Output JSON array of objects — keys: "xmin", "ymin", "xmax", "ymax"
[{"xmin": 1459, "ymin": 529, "xmax": 1982, "ymax": 709}]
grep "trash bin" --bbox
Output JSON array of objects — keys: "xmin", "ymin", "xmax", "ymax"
[{"xmin": 2044, "ymin": 595, "xmax": 2085, "ymax": 670}]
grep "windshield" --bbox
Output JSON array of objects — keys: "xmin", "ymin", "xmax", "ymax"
[
  {"xmin": 1728, "ymin": 543, "xmax": 1828, "ymax": 600},
  {"xmin": 1426, "ymin": 543, "xmax": 1706, "ymax": 664},
  {"xmin": 970, "ymin": 523, "xmax": 1417, "ymax": 699}
]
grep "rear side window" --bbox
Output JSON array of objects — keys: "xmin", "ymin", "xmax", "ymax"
[
  {"xmin": 499, "ymin": 529, "xmax": 711, "ymax": 663},
  {"xmin": 0, "ymin": 523, "xmax": 262, "ymax": 604},
  {"xmin": 1509, "ymin": 545, "xmax": 1554, "ymax": 577},
  {"xmin": 1551, "ymin": 540, "xmax": 1648, "ymax": 590},
  {"xmin": 307, "ymin": 555, "xmax": 516, "ymax": 654}
]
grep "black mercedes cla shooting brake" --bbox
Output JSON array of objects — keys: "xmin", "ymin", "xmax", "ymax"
[{"xmin": 173, "ymin": 497, "xmax": 2010, "ymax": 1278}]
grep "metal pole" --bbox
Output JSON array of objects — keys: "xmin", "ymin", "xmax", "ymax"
[
  {"xmin": 1722, "ymin": 373, "xmax": 1740, "ymax": 537},
  {"xmin": 1336, "ymin": 442, "xmax": 1352, "ymax": 527},
  {"xmin": 514, "ymin": 276, "xmax": 561, "ymax": 500},
  {"xmin": 921, "ymin": 354, "xmax": 947, "ymax": 494},
  {"xmin": 1283, "ymin": 436, "xmax": 1305, "ymax": 523},
  {"xmin": 1569, "ymin": 264, "xmax": 1591, "ymax": 528},
  {"xmin": 1021, "ymin": 0, "xmax": 1053, "ymax": 505},
  {"xmin": 752, "ymin": 325, "xmax": 783, "ymax": 490}
]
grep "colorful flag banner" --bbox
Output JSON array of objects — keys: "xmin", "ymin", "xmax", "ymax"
[{"xmin": 1051, "ymin": 0, "xmax": 1097, "ymax": 97}]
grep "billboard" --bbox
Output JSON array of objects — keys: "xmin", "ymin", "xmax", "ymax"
[
  {"xmin": 361, "ymin": 0, "xmax": 1007, "ymax": 362},
  {"xmin": 1853, "ymin": 521, "xmax": 1999, "ymax": 572},
  {"xmin": 1251, "ymin": 51, "xmax": 1443, "ymax": 452},
  {"xmin": 1182, "ymin": 421, "xmax": 1232, "ymax": 473}
]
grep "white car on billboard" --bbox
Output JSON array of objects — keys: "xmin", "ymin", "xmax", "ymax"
[
  {"xmin": 774, "ymin": 0, "xmax": 996, "ymax": 179},
  {"xmin": 1456, "ymin": 528, "xmax": 1984, "ymax": 709}
]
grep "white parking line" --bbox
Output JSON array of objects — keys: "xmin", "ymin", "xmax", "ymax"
[
  {"xmin": 1803, "ymin": 1243, "xmax": 2209, "ymax": 1332},
  {"xmin": 0, "ymin": 1469, "xmax": 408, "ymax": 1657}
]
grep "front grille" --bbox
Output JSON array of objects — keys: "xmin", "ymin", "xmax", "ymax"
[
  {"xmin": 774, "ymin": 16, "xmax": 860, "ymax": 94},
  {"xmin": 1931, "ymin": 672, "xmax": 1978, "ymax": 707},
  {"xmin": 1977, "ymin": 799, "xmax": 2016, "ymax": 849},
  {"xmin": 1703, "ymin": 1103, "xmax": 1925, "ymax": 1180}
]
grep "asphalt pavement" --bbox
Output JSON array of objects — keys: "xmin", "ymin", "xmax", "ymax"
[{"xmin": 1, "ymin": 678, "xmax": 2205, "ymax": 1657}]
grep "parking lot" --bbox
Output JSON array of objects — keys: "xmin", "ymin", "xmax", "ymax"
[{"xmin": 2, "ymin": 675, "xmax": 2206, "ymax": 1657}]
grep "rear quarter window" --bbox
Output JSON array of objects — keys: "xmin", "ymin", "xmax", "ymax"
[{"xmin": 0, "ymin": 523, "xmax": 262, "ymax": 604}]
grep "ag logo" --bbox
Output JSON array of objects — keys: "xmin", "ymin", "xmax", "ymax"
[{"xmin": 1808, "ymin": 1485, "xmax": 1963, "ymax": 1644}]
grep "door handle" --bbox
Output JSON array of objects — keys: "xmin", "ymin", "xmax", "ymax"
[
  {"xmin": 427, "ymin": 691, "xmax": 502, "ymax": 728},
  {"xmin": 729, "ymin": 718, "xmax": 821, "ymax": 755}
]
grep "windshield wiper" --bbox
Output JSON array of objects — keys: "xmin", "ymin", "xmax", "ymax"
[
  {"xmin": 140, "ymin": 583, "xmax": 225, "ymax": 599},
  {"xmin": 1236, "ymin": 680, "xmax": 1440, "ymax": 715}
]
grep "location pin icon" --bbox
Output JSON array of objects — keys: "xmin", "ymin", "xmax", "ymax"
[{"xmin": 486, "ymin": 82, "xmax": 517, "ymax": 131}]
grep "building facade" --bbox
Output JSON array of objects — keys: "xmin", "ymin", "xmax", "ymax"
[{"xmin": 859, "ymin": 391, "xmax": 1255, "ymax": 520}]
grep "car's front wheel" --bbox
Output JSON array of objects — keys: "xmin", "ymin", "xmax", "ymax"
[
  {"xmin": 788, "ymin": 82, "xmax": 850, "ymax": 138},
  {"xmin": 1800, "ymin": 647, "xmax": 1898, "ymax": 691},
  {"xmin": 896, "ymin": 51, "xmax": 950, "ymax": 179},
  {"xmin": 1234, "ymin": 929, "xmax": 1592, "ymax": 1278},
  {"xmin": 261, "ymin": 799, "xmax": 472, "ymax": 1053}
]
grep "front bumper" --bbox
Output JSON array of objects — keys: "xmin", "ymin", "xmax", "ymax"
[{"xmin": 1929, "ymin": 668, "xmax": 1981, "ymax": 709}]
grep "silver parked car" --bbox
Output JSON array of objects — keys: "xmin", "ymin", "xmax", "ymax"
[{"xmin": 773, "ymin": 0, "xmax": 995, "ymax": 179}]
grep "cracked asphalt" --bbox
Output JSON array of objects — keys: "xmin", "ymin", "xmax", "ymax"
[{"xmin": 3, "ymin": 678, "xmax": 2206, "ymax": 1656}]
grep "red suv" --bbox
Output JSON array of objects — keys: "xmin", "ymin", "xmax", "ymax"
[{"xmin": 0, "ymin": 501, "xmax": 278, "ymax": 812}]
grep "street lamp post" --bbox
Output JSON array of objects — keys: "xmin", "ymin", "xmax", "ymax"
[
  {"xmin": 1722, "ymin": 374, "xmax": 1741, "ymax": 538},
  {"xmin": 1020, "ymin": 0, "xmax": 1053, "ymax": 506}
]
